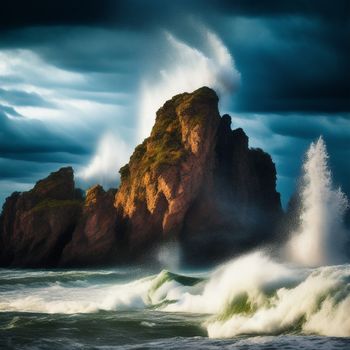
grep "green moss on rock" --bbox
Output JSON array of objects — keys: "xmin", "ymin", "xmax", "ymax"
[
  {"xmin": 31, "ymin": 199, "xmax": 83, "ymax": 213},
  {"xmin": 119, "ymin": 164, "xmax": 130, "ymax": 181},
  {"xmin": 118, "ymin": 87, "xmax": 218, "ymax": 201},
  {"xmin": 119, "ymin": 93, "xmax": 188, "ymax": 184}
]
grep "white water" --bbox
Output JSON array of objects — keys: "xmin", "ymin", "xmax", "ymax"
[
  {"xmin": 204, "ymin": 254, "xmax": 350, "ymax": 338},
  {"xmin": 287, "ymin": 137, "xmax": 349, "ymax": 267},
  {"xmin": 1, "ymin": 252, "xmax": 349, "ymax": 338}
]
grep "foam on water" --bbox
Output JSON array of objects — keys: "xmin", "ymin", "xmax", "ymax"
[
  {"xmin": 0, "ymin": 273, "xmax": 154, "ymax": 314},
  {"xmin": 204, "ymin": 255, "xmax": 350, "ymax": 338},
  {"xmin": 161, "ymin": 252, "xmax": 350, "ymax": 337},
  {"xmin": 1, "ymin": 252, "xmax": 349, "ymax": 338}
]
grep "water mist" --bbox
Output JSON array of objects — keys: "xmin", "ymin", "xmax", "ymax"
[{"xmin": 287, "ymin": 136, "xmax": 349, "ymax": 267}]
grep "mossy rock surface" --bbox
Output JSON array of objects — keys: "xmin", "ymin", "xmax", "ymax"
[
  {"xmin": 119, "ymin": 87, "xmax": 217, "ymax": 186},
  {"xmin": 31, "ymin": 199, "xmax": 83, "ymax": 213},
  {"xmin": 119, "ymin": 94, "xmax": 186, "ymax": 184}
]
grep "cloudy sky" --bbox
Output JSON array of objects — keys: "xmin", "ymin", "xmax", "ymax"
[{"xmin": 0, "ymin": 0, "xmax": 349, "ymax": 207}]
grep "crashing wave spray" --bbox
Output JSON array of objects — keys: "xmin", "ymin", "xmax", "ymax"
[
  {"xmin": 137, "ymin": 28, "xmax": 240, "ymax": 142},
  {"xmin": 78, "ymin": 133, "xmax": 131, "ymax": 188},
  {"xmin": 287, "ymin": 136, "xmax": 349, "ymax": 267}
]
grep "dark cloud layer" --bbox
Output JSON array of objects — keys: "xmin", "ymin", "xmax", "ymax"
[
  {"xmin": 0, "ymin": 1, "xmax": 348, "ymax": 113},
  {"xmin": 1, "ymin": 0, "xmax": 349, "ymax": 29}
]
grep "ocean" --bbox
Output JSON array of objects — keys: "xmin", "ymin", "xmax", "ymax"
[{"xmin": 0, "ymin": 251, "xmax": 349, "ymax": 349}]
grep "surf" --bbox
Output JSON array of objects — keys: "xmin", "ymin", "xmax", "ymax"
[{"xmin": 1, "ymin": 252, "xmax": 349, "ymax": 338}]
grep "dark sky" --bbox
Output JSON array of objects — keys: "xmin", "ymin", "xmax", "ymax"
[{"xmin": 0, "ymin": 0, "xmax": 349, "ymax": 206}]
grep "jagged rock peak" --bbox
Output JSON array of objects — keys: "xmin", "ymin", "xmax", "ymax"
[
  {"xmin": 85, "ymin": 184, "xmax": 105, "ymax": 206},
  {"xmin": 114, "ymin": 86, "xmax": 221, "ymax": 252},
  {"xmin": 0, "ymin": 167, "xmax": 83, "ymax": 267},
  {"xmin": 31, "ymin": 166, "xmax": 75, "ymax": 201}
]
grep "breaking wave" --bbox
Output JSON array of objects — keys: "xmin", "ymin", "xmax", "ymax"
[{"xmin": 1, "ymin": 252, "xmax": 349, "ymax": 338}]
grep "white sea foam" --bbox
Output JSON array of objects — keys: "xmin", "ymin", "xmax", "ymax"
[
  {"xmin": 151, "ymin": 252, "xmax": 349, "ymax": 338},
  {"xmin": 205, "ymin": 258, "xmax": 350, "ymax": 338},
  {"xmin": 0, "ymin": 253, "xmax": 349, "ymax": 338},
  {"xmin": 0, "ymin": 275, "xmax": 154, "ymax": 314},
  {"xmin": 163, "ymin": 251, "xmax": 297, "ymax": 314},
  {"xmin": 160, "ymin": 252, "xmax": 350, "ymax": 338}
]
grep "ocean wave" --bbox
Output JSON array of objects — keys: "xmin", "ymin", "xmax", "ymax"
[
  {"xmin": 0, "ymin": 268, "xmax": 140, "ymax": 287},
  {"xmin": 204, "ymin": 254, "xmax": 350, "ymax": 338},
  {"xmin": 0, "ymin": 252, "xmax": 349, "ymax": 338}
]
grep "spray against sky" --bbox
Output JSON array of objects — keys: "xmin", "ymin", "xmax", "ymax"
[
  {"xmin": 78, "ymin": 133, "xmax": 130, "ymax": 186},
  {"xmin": 138, "ymin": 29, "xmax": 240, "ymax": 142},
  {"xmin": 287, "ymin": 137, "xmax": 349, "ymax": 267},
  {"xmin": 80, "ymin": 27, "xmax": 240, "ymax": 187}
]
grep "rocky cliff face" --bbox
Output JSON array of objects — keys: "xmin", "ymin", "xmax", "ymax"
[
  {"xmin": 60, "ymin": 185, "xmax": 119, "ymax": 266},
  {"xmin": 182, "ymin": 114, "xmax": 282, "ymax": 263},
  {"xmin": 114, "ymin": 87, "xmax": 281, "ymax": 264},
  {"xmin": 0, "ymin": 167, "xmax": 83, "ymax": 267},
  {"xmin": 114, "ymin": 87, "xmax": 221, "ymax": 258},
  {"xmin": 0, "ymin": 169, "xmax": 119, "ymax": 267},
  {"xmin": 0, "ymin": 87, "xmax": 282, "ymax": 267}
]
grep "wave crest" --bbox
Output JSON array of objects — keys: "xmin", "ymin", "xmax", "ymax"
[{"xmin": 0, "ymin": 253, "xmax": 349, "ymax": 338}]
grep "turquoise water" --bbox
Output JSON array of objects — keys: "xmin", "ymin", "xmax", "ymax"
[{"xmin": 0, "ymin": 252, "xmax": 349, "ymax": 349}]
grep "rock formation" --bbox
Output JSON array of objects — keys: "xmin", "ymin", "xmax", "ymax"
[
  {"xmin": 114, "ymin": 87, "xmax": 221, "ymax": 259},
  {"xmin": 0, "ymin": 167, "xmax": 83, "ymax": 267},
  {"xmin": 0, "ymin": 87, "xmax": 282, "ymax": 267},
  {"xmin": 182, "ymin": 114, "xmax": 282, "ymax": 264},
  {"xmin": 60, "ymin": 185, "xmax": 119, "ymax": 266}
]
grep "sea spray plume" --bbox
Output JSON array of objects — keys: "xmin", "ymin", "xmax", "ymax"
[
  {"xmin": 287, "ymin": 136, "xmax": 349, "ymax": 267},
  {"xmin": 78, "ymin": 133, "xmax": 131, "ymax": 188},
  {"xmin": 137, "ymin": 29, "xmax": 240, "ymax": 142},
  {"xmin": 156, "ymin": 241, "xmax": 181, "ymax": 272}
]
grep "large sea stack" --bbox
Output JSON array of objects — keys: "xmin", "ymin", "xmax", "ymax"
[{"xmin": 0, "ymin": 87, "xmax": 282, "ymax": 267}]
